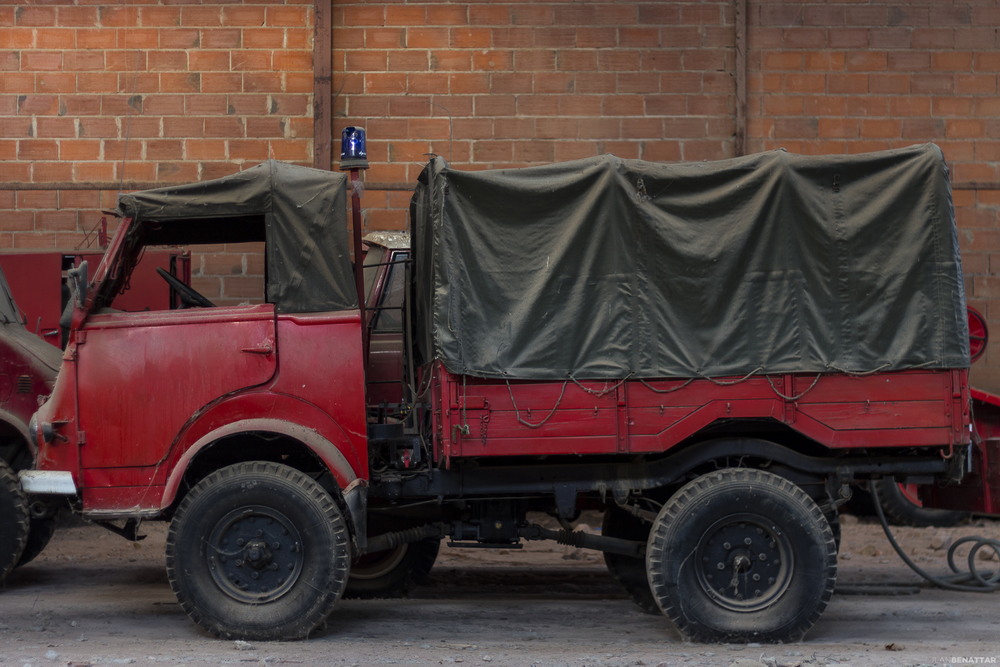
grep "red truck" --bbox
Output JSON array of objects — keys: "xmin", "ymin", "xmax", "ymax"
[
  {"xmin": 0, "ymin": 244, "xmax": 190, "ymax": 581},
  {"xmin": 18, "ymin": 146, "xmax": 994, "ymax": 643},
  {"xmin": 0, "ymin": 264, "xmax": 62, "ymax": 581}
]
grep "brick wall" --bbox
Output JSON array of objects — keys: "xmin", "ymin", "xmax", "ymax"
[
  {"xmin": 747, "ymin": 1, "xmax": 1000, "ymax": 389},
  {"xmin": 334, "ymin": 0, "xmax": 739, "ymax": 229},
  {"xmin": 0, "ymin": 1, "xmax": 314, "ymax": 304},
  {"xmin": 2, "ymin": 0, "xmax": 999, "ymax": 389}
]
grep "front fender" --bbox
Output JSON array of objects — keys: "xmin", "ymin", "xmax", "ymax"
[{"xmin": 160, "ymin": 391, "xmax": 368, "ymax": 509}]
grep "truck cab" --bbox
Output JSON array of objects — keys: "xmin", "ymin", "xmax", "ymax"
[{"xmin": 26, "ymin": 161, "xmax": 368, "ymax": 522}]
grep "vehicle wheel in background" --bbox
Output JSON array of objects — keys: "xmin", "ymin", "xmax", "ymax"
[
  {"xmin": 0, "ymin": 459, "xmax": 29, "ymax": 581},
  {"xmin": 344, "ymin": 537, "xmax": 440, "ymax": 599},
  {"xmin": 602, "ymin": 505, "xmax": 659, "ymax": 614}
]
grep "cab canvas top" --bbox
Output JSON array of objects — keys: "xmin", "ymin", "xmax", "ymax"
[
  {"xmin": 113, "ymin": 160, "xmax": 357, "ymax": 314},
  {"xmin": 411, "ymin": 143, "xmax": 968, "ymax": 381}
]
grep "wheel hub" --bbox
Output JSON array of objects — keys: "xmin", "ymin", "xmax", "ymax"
[
  {"xmin": 696, "ymin": 514, "xmax": 793, "ymax": 612},
  {"xmin": 207, "ymin": 506, "xmax": 304, "ymax": 603}
]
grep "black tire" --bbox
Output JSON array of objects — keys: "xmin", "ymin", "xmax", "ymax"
[
  {"xmin": 0, "ymin": 459, "xmax": 29, "ymax": 582},
  {"xmin": 602, "ymin": 506, "xmax": 659, "ymax": 614},
  {"xmin": 344, "ymin": 537, "xmax": 440, "ymax": 599},
  {"xmin": 646, "ymin": 468, "xmax": 837, "ymax": 643},
  {"xmin": 16, "ymin": 513, "xmax": 56, "ymax": 567},
  {"xmin": 165, "ymin": 462, "xmax": 351, "ymax": 640},
  {"xmin": 873, "ymin": 479, "xmax": 968, "ymax": 528}
]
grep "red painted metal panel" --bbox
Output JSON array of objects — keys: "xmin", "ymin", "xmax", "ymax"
[
  {"xmin": 0, "ymin": 249, "xmax": 189, "ymax": 347},
  {"xmin": 272, "ymin": 312, "xmax": 369, "ymax": 478},
  {"xmin": 434, "ymin": 365, "xmax": 970, "ymax": 461},
  {"xmin": 0, "ymin": 253, "xmax": 64, "ymax": 342},
  {"xmin": 76, "ymin": 305, "xmax": 277, "ymax": 471}
]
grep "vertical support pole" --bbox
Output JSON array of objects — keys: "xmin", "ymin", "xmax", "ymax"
[
  {"xmin": 313, "ymin": 0, "xmax": 332, "ymax": 169},
  {"xmin": 350, "ymin": 168, "xmax": 368, "ymax": 361},
  {"xmin": 734, "ymin": 0, "xmax": 748, "ymax": 157}
]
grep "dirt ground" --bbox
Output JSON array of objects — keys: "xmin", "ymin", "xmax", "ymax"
[{"xmin": 2, "ymin": 512, "xmax": 1000, "ymax": 667}]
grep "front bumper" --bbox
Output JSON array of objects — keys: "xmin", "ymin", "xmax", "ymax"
[{"xmin": 19, "ymin": 470, "xmax": 77, "ymax": 495}]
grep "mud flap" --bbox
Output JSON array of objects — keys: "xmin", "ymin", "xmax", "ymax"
[{"xmin": 343, "ymin": 478, "xmax": 369, "ymax": 554}]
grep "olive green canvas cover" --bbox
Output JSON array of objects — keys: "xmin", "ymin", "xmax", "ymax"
[
  {"xmin": 411, "ymin": 144, "xmax": 968, "ymax": 380},
  {"xmin": 113, "ymin": 160, "xmax": 357, "ymax": 313}
]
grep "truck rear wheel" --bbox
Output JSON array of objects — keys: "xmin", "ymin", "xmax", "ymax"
[
  {"xmin": 0, "ymin": 459, "xmax": 29, "ymax": 581},
  {"xmin": 646, "ymin": 468, "xmax": 837, "ymax": 643},
  {"xmin": 602, "ymin": 506, "xmax": 658, "ymax": 614},
  {"xmin": 165, "ymin": 462, "xmax": 350, "ymax": 640},
  {"xmin": 344, "ymin": 537, "xmax": 440, "ymax": 599}
]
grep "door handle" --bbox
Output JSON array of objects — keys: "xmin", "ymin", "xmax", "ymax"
[{"xmin": 240, "ymin": 343, "xmax": 273, "ymax": 355}]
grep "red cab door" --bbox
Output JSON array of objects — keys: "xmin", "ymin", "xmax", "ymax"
[{"xmin": 75, "ymin": 305, "xmax": 277, "ymax": 470}]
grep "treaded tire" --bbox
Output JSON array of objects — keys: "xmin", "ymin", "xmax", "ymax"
[
  {"xmin": 646, "ymin": 468, "xmax": 837, "ymax": 643},
  {"xmin": 602, "ymin": 506, "xmax": 659, "ymax": 614},
  {"xmin": 344, "ymin": 537, "xmax": 440, "ymax": 599},
  {"xmin": 165, "ymin": 462, "xmax": 350, "ymax": 640},
  {"xmin": 16, "ymin": 514, "xmax": 56, "ymax": 568},
  {"xmin": 0, "ymin": 459, "xmax": 29, "ymax": 582},
  {"xmin": 873, "ymin": 480, "xmax": 968, "ymax": 528}
]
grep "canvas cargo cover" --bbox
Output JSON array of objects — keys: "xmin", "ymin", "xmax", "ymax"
[
  {"xmin": 411, "ymin": 144, "xmax": 968, "ymax": 380},
  {"xmin": 114, "ymin": 160, "xmax": 356, "ymax": 313}
]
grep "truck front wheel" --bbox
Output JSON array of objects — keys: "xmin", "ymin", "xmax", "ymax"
[
  {"xmin": 646, "ymin": 468, "xmax": 837, "ymax": 643},
  {"xmin": 165, "ymin": 461, "xmax": 350, "ymax": 640},
  {"xmin": 0, "ymin": 459, "xmax": 28, "ymax": 581}
]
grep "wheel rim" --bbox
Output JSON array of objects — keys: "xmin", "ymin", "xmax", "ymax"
[
  {"xmin": 206, "ymin": 505, "xmax": 304, "ymax": 603},
  {"xmin": 694, "ymin": 513, "xmax": 793, "ymax": 612},
  {"xmin": 351, "ymin": 544, "xmax": 409, "ymax": 580}
]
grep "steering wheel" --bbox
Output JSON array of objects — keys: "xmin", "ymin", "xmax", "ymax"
[{"xmin": 156, "ymin": 267, "xmax": 216, "ymax": 308}]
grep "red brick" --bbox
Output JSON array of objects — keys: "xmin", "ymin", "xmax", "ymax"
[
  {"xmin": 387, "ymin": 50, "xmax": 428, "ymax": 71},
  {"xmin": 764, "ymin": 52, "xmax": 804, "ymax": 71},
  {"xmin": 946, "ymin": 119, "xmax": 985, "ymax": 139},
  {"xmin": 244, "ymin": 28, "xmax": 286, "ymax": 49},
  {"xmin": 21, "ymin": 51, "xmax": 62, "ymax": 71},
  {"xmin": 366, "ymin": 28, "xmax": 406, "ymax": 50},
  {"xmin": 18, "ymin": 140, "xmax": 58, "ymax": 161},
  {"xmin": 144, "ymin": 140, "xmax": 183, "ymax": 160},
  {"xmin": 201, "ymin": 28, "xmax": 241, "ymax": 49},
  {"xmin": 954, "ymin": 74, "xmax": 997, "ymax": 95},
  {"xmin": 266, "ymin": 6, "xmax": 309, "ymax": 28},
  {"xmin": 205, "ymin": 117, "xmax": 245, "ymax": 137},
  {"xmin": 202, "ymin": 72, "xmax": 243, "ymax": 92},
  {"xmin": 450, "ymin": 73, "xmax": 490, "ymax": 94},
  {"xmin": 285, "ymin": 72, "xmax": 312, "ymax": 93},
  {"xmin": 577, "ymin": 27, "xmax": 617, "ymax": 49},
  {"xmin": 0, "ymin": 28, "xmax": 33, "ymax": 49},
  {"xmin": 0, "ymin": 162, "xmax": 30, "ymax": 182},
  {"xmin": 0, "ymin": 73, "xmax": 34, "ymax": 94},
  {"xmin": 243, "ymin": 72, "xmax": 284, "ymax": 93},
  {"xmin": 430, "ymin": 51, "xmax": 471, "ymax": 72},
  {"xmin": 472, "ymin": 50, "xmax": 513, "ymax": 72},
  {"xmin": 17, "ymin": 190, "xmax": 58, "ymax": 209},
  {"xmin": 933, "ymin": 52, "xmax": 974, "ymax": 72},
  {"xmin": 31, "ymin": 161, "xmax": 74, "ymax": 183},
  {"xmin": 246, "ymin": 117, "xmax": 286, "ymax": 138},
  {"xmin": 15, "ymin": 6, "xmax": 55, "ymax": 27},
  {"xmin": 450, "ymin": 28, "xmax": 492, "ymax": 49},
  {"xmin": 180, "ymin": 7, "xmax": 222, "ymax": 27},
  {"xmin": 827, "ymin": 74, "xmax": 868, "ymax": 94},
  {"xmin": 223, "ymin": 6, "xmax": 265, "ymax": 27}
]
